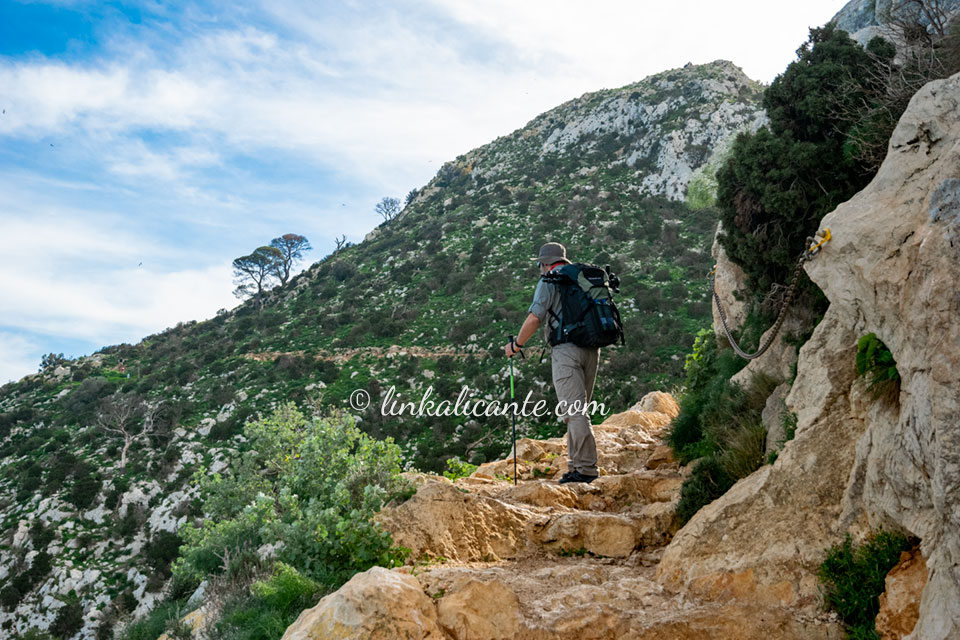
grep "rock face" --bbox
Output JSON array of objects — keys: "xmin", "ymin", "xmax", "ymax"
[
  {"xmin": 474, "ymin": 60, "xmax": 766, "ymax": 202},
  {"xmin": 657, "ymin": 72, "xmax": 960, "ymax": 638},
  {"xmin": 286, "ymin": 392, "xmax": 842, "ymax": 639},
  {"xmin": 657, "ymin": 307, "xmax": 868, "ymax": 609},
  {"xmin": 808, "ymin": 71, "xmax": 960, "ymax": 639},
  {"xmin": 710, "ymin": 222, "xmax": 749, "ymax": 338}
]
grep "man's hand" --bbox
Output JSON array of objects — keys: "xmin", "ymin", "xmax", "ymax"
[{"xmin": 505, "ymin": 314, "xmax": 541, "ymax": 358}]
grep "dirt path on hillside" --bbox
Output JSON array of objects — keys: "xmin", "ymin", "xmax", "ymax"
[{"xmin": 244, "ymin": 344, "xmax": 482, "ymax": 364}]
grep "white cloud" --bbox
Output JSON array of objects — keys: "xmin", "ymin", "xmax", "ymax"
[
  {"xmin": 0, "ymin": 261, "xmax": 237, "ymax": 346},
  {"xmin": 0, "ymin": 331, "xmax": 41, "ymax": 385}
]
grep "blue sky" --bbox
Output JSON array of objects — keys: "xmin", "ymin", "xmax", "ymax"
[{"xmin": 0, "ymin": 0, "xmax": 850, "ymax": 383}]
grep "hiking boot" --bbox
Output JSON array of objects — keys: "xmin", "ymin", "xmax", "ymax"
[{"xmin": 559, "ymin": 470, "xmax": 597, "ymax": 484}]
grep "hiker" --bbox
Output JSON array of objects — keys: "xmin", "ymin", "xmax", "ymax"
[{"xmin": 504, "ymin": 242, "xmax": 599, "ymax": 484}]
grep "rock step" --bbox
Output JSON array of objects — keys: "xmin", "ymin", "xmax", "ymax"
[
  {"xmin": 377, "ymin": 479, "xmax": 678, "ymax": 562},
  {"xmin": 377, "ymin": 392, "xmax": 688, "ymax": 563},
  {"xmin": 281, "ymin": 561, "xmax": 844, "ymax": 640}
]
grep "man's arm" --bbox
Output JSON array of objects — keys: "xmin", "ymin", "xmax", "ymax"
[{"xmin": 504, "ymin": 313, "xmax": 540, "ymax": 358}]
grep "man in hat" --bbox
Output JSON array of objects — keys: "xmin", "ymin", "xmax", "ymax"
[{"xmin": 504, "ymin": 242, "xmax": 599, "ymax": 484}]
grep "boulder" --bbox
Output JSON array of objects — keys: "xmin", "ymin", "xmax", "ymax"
[
  {"xmin": 629, "ymin": 390, "xmax": 680, "ymax": 418},
  {"xmin": 280, "ymin": 567, "xmax": 444, "ymax": 640},
  {"xmin": 375, "ymin": 481, "xmax": 545, "ymax": 562},
  {"xmin": 436, "ymin": 579, "xmax": 521, "ymax": 639}
]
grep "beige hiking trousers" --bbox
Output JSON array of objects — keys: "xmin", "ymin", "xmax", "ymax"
[{"xmin": 551, "ymin": 342, "xmax": 600, "ymax": 476}]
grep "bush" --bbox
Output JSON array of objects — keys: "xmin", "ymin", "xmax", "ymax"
[
  {"xmin": 145, "ymin": 531, "xmax": 183, "ymax": 578},
  {"xmin": 675, "ymin": 455, "xmax": 735, "ymax": 526},
  {"xmin": 66, "ymin": 467, "xmax": 102, "ymax": 511},
  {"xmin": 272, "ymin": 355, "xmax": 312, "ymax": 380},
  {"xmin": 855, "ymin": 333, "xmax": 900, "ymax": 399},
  {"xmin": 669, "ymin": 327, "xmax": 776, "ymax": 525},
  {"xmin": 61, "ymin": 377, "xmax": 116, "ymax": 420},
  {"xmin": 173, "ymin": 404, "xmax": 411, "ymax": 589},
  {"xmin": 818, "ymin": 531, "xmax": 913, "ymax": 638},
  {"xmin": 117, "ymin": 599, "xmax": 188, "ymax": 640},
  {"xmin": 0, "ymin": 583, "xmax": 21, "ymax": 610},
  {"xmin": 49, "ymin": 593, "xmax": 84, "ymax": 640},
  {"xmin": 211, "ymin": 563, "xmax": 322, "ymax": 640},
  {"xmin": 442, "ymin": 457, "xmax": 477, "ymax": 481}
]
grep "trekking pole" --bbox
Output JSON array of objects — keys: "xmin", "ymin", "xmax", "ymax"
[{"xmin": 508, "ymin": 335, "xmax": 524, "ymax": 486}]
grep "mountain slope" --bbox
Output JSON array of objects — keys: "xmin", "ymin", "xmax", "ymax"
[{"xmin": 0, "ymin": 60, "xmax": 763, "ymax": 639}]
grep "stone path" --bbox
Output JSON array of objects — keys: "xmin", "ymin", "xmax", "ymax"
[{"xmin": 280, "ymin": 391, "xmax": 844, "ymax": 639}]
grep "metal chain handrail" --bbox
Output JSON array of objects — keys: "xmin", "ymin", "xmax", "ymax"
[{"xmin": 711, "ymin": 228, "xmax": 831, "ymax": 360}]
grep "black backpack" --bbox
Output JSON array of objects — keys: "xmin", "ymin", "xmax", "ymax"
[{"xmin": 541, "ymin": 263, "xmax": 625, "ymax": 348}]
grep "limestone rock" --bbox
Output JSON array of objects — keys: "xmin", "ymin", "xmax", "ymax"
[
  {"xmin": 660, "ymin": 71, "xmax": 960, "ymax": 638},
  {"xmin": 280, "ymin": 567, "xmax": 444, "ymax": 640},
  {"xmin": 710, "ymin": 221, "xmax": 749, "ymax": 338},
  {"xmin": 418, "ymin": 561, "xmax": 842, "ymax": 640},
  {"xmin": 805, "ymin": 72, "xmax": 960, "ymax": 639},
  {"xmin": 762, "ymin": 383, "xmax": 791, "ymax": 456},
  {"xmin": 630, "ymin": 390, "xmax": 680, "ymax": 418},
  {"xmin": 645, "ymin": 445, "xmax": 676, "ymax": 469},
  {"xmin": 876, "ymin": 550, "xmax": 926, "ymax": 640},
  {"xmin": 657, "ymin": 307, "xmax": 865, "ymax": 610},
  {"xmin": 375, "ymin": 481, "xmax": 544, "ymax": 562},
  {"xmin": 436, "ymin": 579, "xmax": 521, "ymax": 639}
]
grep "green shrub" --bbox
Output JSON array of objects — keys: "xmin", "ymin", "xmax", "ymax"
[
  {"xmin": 50, "ymin": 593, "xmax": 84, "ymax": 640},
  {"xmin": 717, "ymin": 24, "xmax": 883, "ymax": 302},
  {"xmin": 855, "ymin": 333, "xmax": 900, "ymax": 399},
  {"xmin": 818, "ymin": 531, "xmax": 913, "ymax": 639},
  {"xmin": 60, "ymin": 377, "xmax": 116, "ymax": 421},
  {"xmin": 173, "ymin": 404, "xmax": 411, "ymax": 589},
  {"xmin": 669, "ymin": 327, "xmax": 777, "ymax": 525},
  {"xmin": 442, "ymin": 457, "xmax": 477, "ymax": 481},
  {"xmin": 117, "ymin": 599, "xmax": 188, "ymax": 640},
  {"xmin": 66, "ymin": 467, "xmax": 102, "ymax": 511},
  {"xmin": 675, "ymin": 456, "xmax": 735, "ymax": 525},
  {"xmin": 145, "ymin": 531, "xmax": 183, "ymax": 578},
  {"xmin": 668, "ymin": 329, "xmax": 747, "ymax": 461},
  {"xmin": 0, "ymin": 583, "xmax": 21, "ymax": 610},
  {"xmin": 30, "ymin": 520, "xmax": 55, "ymax": 549},
  {"xmin": 212, "ymin": 563, "xmax": 322, "ymax": 640}
]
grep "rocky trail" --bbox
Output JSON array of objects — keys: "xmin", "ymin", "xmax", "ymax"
[{"xmin": 280, "ymin": 392, "xmax": 843, "ymax": 640}]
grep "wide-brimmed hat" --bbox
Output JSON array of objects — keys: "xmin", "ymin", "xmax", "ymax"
[{"xmin": 534, "ymin": 242, "xmax": 571, "ymax": 265}]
